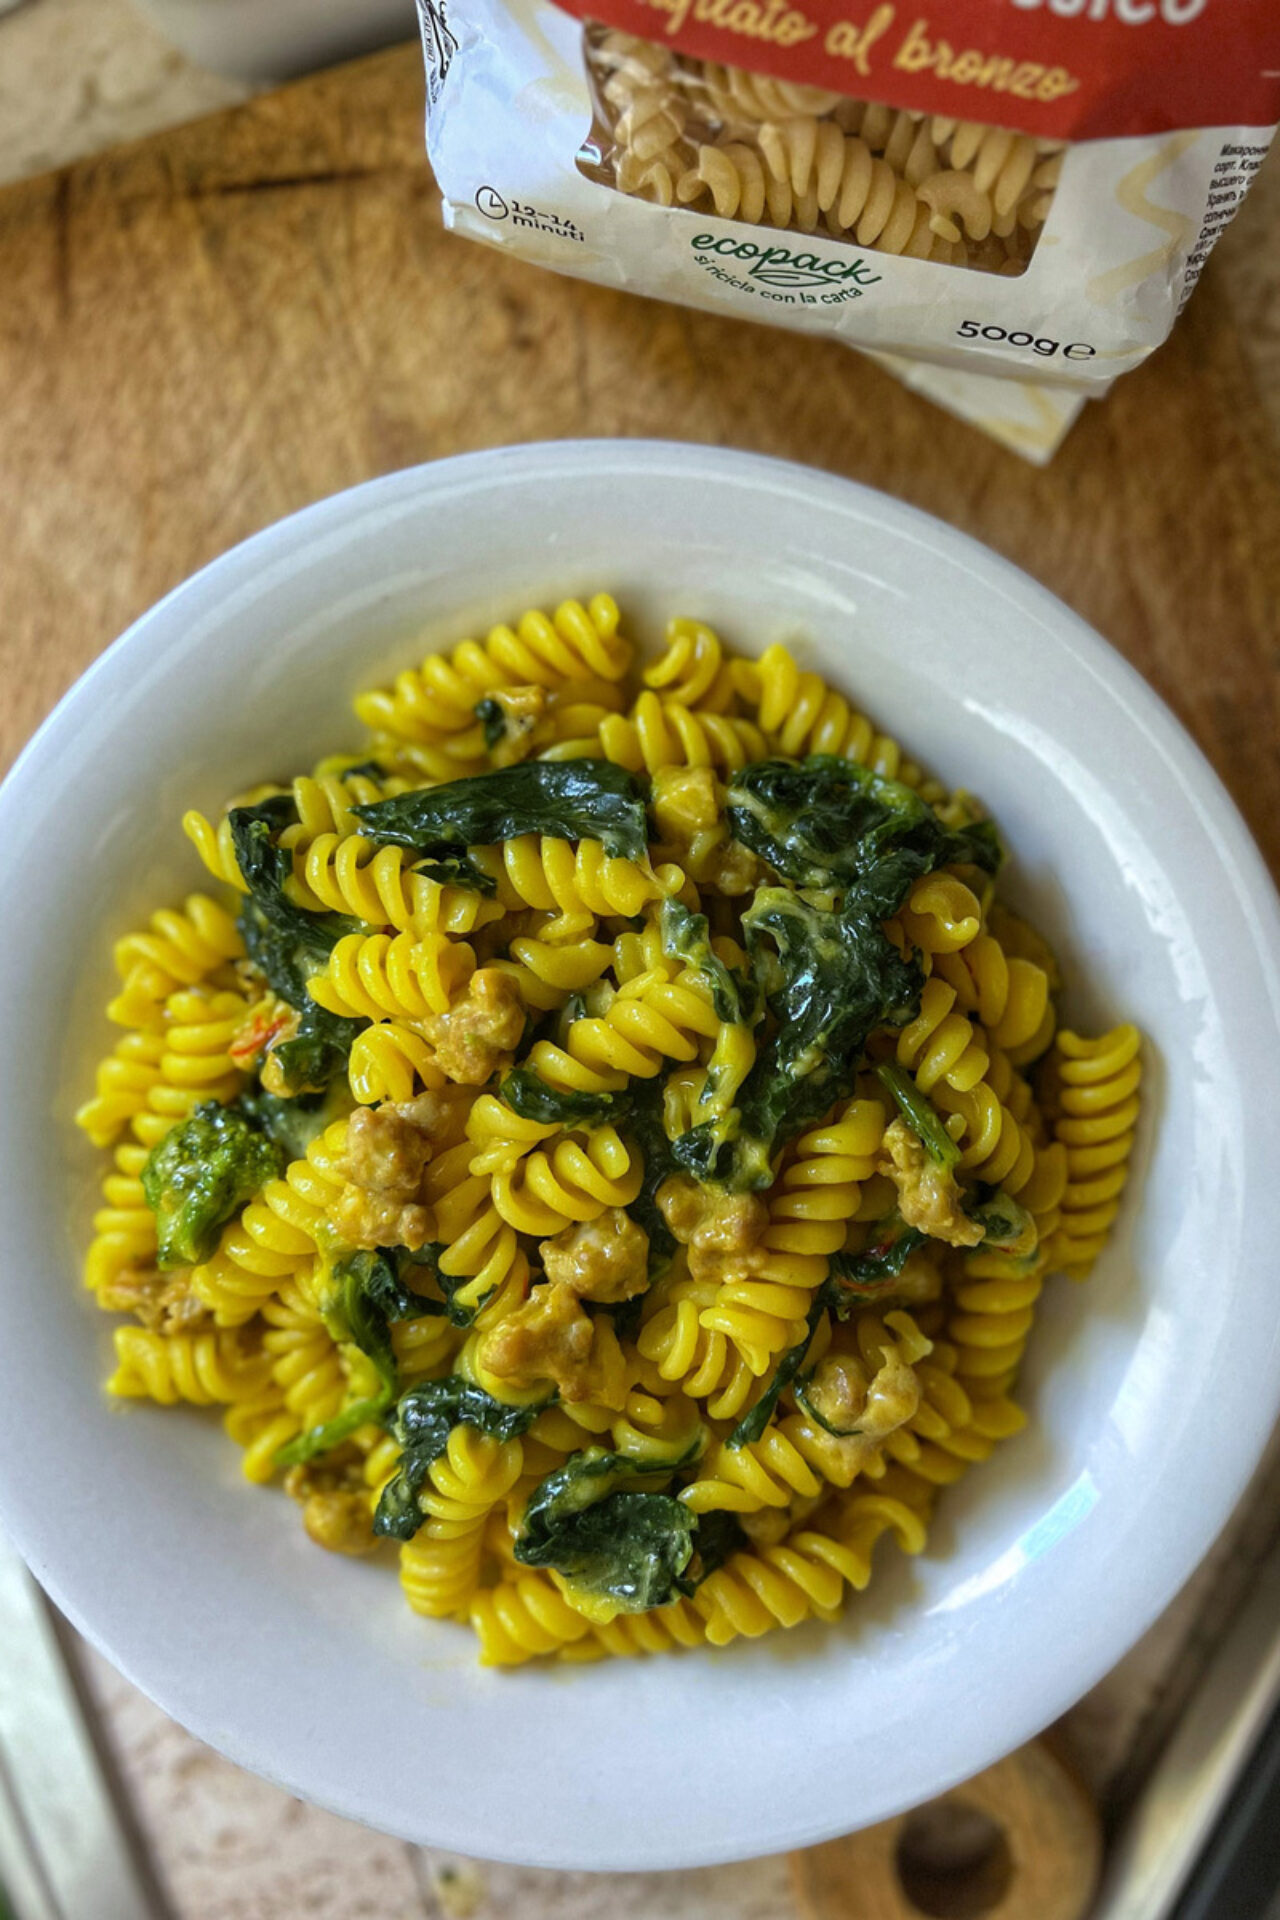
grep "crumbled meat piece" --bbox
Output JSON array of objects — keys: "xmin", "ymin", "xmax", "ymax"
[
  {"xmin": 301, "ymin": 1490, "xmax": 378, "ymax": 1556},
  {"xmin": 285, "ymin": 1455, "xmax": 378, "ymax": 1557},
  {"xmin": 657, "ymin": 1175, "xmax": 769, "ymax": 1285},
  {"xmin": 330, "ymin": 1100, "xmax": 436, "ymax": 1250},
  {"xmin": 478, "ymin": 1281, "xmax": 596, "ymax": 1400},
  {"xmin": 877, "ymin": 1118, "xmax": 983, "ymax": 1249},
  {"xmin": 422, "ymin": 968, "xmax": 525, "ymax": 1085},
  {"xmin": 649, "ymin": 770, "xmax": 760, "ymax": 897},
  {"xmin": 798, "ymin": 1349, "xmax": 922, "ymax": 1486},
  {"xmin": 887, "ymin": 1247, "xmax": 945, "ymax": 1306},
  {"xmin": 98, "ymin": 1266, "xmax": 212, "ymax": 1333},
  {"xmin": 541, "ymin": 1208, "xmax": 650, "ymax": 1304}
]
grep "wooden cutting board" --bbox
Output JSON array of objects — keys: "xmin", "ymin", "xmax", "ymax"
[
  {"xmin": 1, "ymin": 41, "xmax": 1277, "ymax": 875},
  {"xmin": 0, "ymin": 40, "xmax": 1275, "ymax": 1917}
]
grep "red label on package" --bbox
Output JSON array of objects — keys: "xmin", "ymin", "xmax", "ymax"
[{"xmin": 552, "ymin": 0, "xmax": 1280, "ymax": 141}]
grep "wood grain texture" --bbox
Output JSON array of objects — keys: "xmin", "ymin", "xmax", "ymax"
[
  {"xmin": 791, "ymin": 1739, "xmax": 1101, "ymax": 1920},
  {"xmin": 1, "ymin": 44, "xmax": 1277, "ymax": 869}
]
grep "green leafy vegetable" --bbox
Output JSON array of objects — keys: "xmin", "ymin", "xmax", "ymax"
[
  {"xmin": 412, "ymin": 853, "xmax": 496, "ymax": 895},
  {"xmin": 270, "ymin": 1002, "xmax": 366, "ymax": 1098},
  {"xmin": 659, "ymin": 897, "xmax": 759, "ymax": 1025},
  {"xmin": 725, "ymin": 756, "xmax": 1002, "ymax": 894},
  {"xmin": 793, "ymin": 1374, "xmax": 865, "ymax": 1439},
  {"xmin": 229, "ymin": 798, "xmax": 365, "ymax": 1092},
  {"xmin": 238, "ymin": 1082, "xmax": 350, "ymax": 1163},
  {"xmin": 826, "ymin": 1213, "xmax": 926, "ymax": 1311},
  {"xmin": 967, "ymin": 1189, "xmax": 1039, "ymax": 1260},
  {"xmin": 499, "ymin": 1066, "xmax": 632, "ymax": 1129},
  {"xmin": 726, "ymin": 1299, "xmax": 826, "ymax": 1450},
  {"xmin": 620, "ymin": 1076, "xmax": 679, "ymax": 1277},
  {"xmin": 475, "ymin": 697, "xmax": 507, "ymax": 750},
  {"xmin": 676, "ymin": 1510, "xmax": 748, "ymax": 1592},
  {"xmin": 275, "ymin": 1249, "xmax": 427, "ymax": 1468},
  {"xmin": 353, "ymin": 759, "xmax": 649, "ymax": 862},
  {"xmin": 514, "ymin": 1446, "xmax": 700, "ymax": 1614},
  {"xmin": 373, "ymin": 1378, "xmax": 554, "ymax": 1541},
  {"xmin": 875, "ymin": 1060, "xmax": 960, "ymax": 1169},
  {"xmin": 141, "ymin": 1101, "xmax": 283, "ymax": 1269},
  {"xmin": 709, "ymin": 884, "xmax": 923, "ymax": 1189}
]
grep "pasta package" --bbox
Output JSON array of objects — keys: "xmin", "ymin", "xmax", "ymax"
[{"xmin": 414, "ymin": 0, "xmax": 1278, "ymax": 457}]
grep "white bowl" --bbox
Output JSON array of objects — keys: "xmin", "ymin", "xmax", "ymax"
[{"xmin": 2, "ymin": 442, "xmax": 1278, "ymax": 1871}]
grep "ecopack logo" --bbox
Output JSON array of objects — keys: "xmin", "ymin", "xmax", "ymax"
[{"xmin": 691, "ymin": 233, "xmax": 882, "ymax": 291}]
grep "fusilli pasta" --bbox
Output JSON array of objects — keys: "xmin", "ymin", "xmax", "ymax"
[{"xmin": 76, "ymin": 593, "xmax": 1142, "ymax": 1664}]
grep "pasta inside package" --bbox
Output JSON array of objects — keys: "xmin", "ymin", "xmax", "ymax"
[{"xmin": 414, "ymin": 0, "xmax": 1278, "ymax": 458}]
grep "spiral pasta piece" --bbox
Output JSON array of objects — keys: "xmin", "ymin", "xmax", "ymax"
[
  {"xmin": 491, "ymin": 1126, "xmax": 644, "ymax": 1236},
  {"xmin": 1042, "ymin": 1025, "xmax": 1142, "ymax": 1277},
  {"xmin": 400, "ymin": 1428, "xmax": 527, "ymax": 1619},
  {"xmin": 108, "ymin": 1325, "xmax": 273, "ymax": 1406},
  {"xmin": 734, "ymin": 644, "xmax": 934, "ymax": 791},
  {"xmin": 698, "ymin": 1098, "xmax": 884, "ymax": 1370},
  {"xmin": 191, "ymin": 1124, "xmax": 350, "ymax": 1324},
  {"xmin": 598, "ymin": 691, "xmax": 768, "ymax": 777},
  {"xmin": 308, "ymin": 929, "xmax": 475, "ymax": 1025},
  {"xmin": 355, "ymin": 596, "xmax": 631, "ymax": 750}
]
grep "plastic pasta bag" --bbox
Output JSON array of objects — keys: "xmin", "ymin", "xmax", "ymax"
[{"xmin": 414, "ymin": 0, "xmax": 1278, "ymax": 460}]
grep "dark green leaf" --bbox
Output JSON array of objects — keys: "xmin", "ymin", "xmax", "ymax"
[
  {"xmin": 826, "ymin": 1212, "xmax": 926, "ymax": 1313},
  {"xmin": 354, "ymin": 759, "xmax": 649, "ymax": 862},
  {"xmin": 276, "ymin": 1249, "xmax": 431, "ymax": 1468},
  {"xmin": 725, "ymin": 756, "xmax": 1000, "ymax": 894},
  {"xmin": 475, "ymin": 697, "xmax": 506, "ymax": 749},
  {"xmin": 231, "ymin": 799, "xmax": 366, "ymax": 1092},
  {"xmin": 708, "ymin": 886, "xmax": 923, "ymax": 1189},
  {"xmin": 659, "ymin": 897, "xmax": 759, "ymax": 1025},
  {"xmin": 270, "ymin": 1001, "xmax": 365, "ymax": 1097},
  {"xmin": 413, "ymin": 853, "xmax": 496, "ymax": 895},
  {"xmin": 967, "ymin": 1189, "xmax": 1039, "ymax": 1259},
  {"xmin": 514, "ymin": 1447, "xmax": 700, "ymax": 1614},
  {"xmin": 238, "ymin": 1082, "xmax": 349, "ymax": 1163},
  {"xmin": 620, "ymin": 1076, "xmax": 678, "ymax": 1278},
  {"xmin": 499, "ymin": 1067, "xmax": 633, "ymax": 1129},
  {"xmin": 675, "ymin": 1510, "xmax": 748, "ymax": 1593},
  {"xmin": 141, "ymin": 1101, "xmax": 282, "ymax": 1269},
  {"xmin": 875, "ymin": 1060, "xmax": 960, "ymax": 1168},
  {"xmin": 373, "ymin": 1378, "xmax": 554, "ymax": 1541},
  {"xmin": 793, "ymin": 1376, "xmax": 865, "ymax": 1439},
  {"xmin": 726, "ymin": 1299, "xmax": 826, "ymax": 1450}
]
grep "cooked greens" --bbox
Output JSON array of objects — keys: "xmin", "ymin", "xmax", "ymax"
[
  {"xmin": 141, "ymin": 1101, "xmax": 282, "ymax": 1269},
  {"xmin": 353, "ymin": 759, "xmax": 649, "ymax": 862},
  {"xmin": 373, "ymin": 1378, "xmax": 555, "ymax": 1541},
  {"xmin": 660, "ymin": 897, "xmax": 758, "ymax": 1026},
  {"xmin": 499, "ymin": 1066, "xmax": 632, "ymax": 1129},
  {"xmin": 229, "ymin": 798, "xmax": 365, "ymax": 1093},
  {"xmin": 875, "ymin": 1060, "xmax": 960, "ymax": 1168},
  {"xmin": 827, "ymin": 1213, "xmax": 927, "ymax": 1307},
  {"xmin": 275, "ymin": 1249, "xmax": 427, "ymax": 1467},
  {"xmin": 514, "ymin": 1446, "xmax": 701, "ymax": 1613},
  {"xmin": 725, "ymin": 755, "xmax": 1002, "ymax": 894}
]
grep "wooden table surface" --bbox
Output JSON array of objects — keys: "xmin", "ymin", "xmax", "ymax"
[{"xmin": 1, "ymin": 40, "xmax": 1278, "ymax": 1920}]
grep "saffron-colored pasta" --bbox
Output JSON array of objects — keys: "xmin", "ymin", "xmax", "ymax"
[{"xmin": 76, "ymin": 594, "xmax": 1142, "ymax": 1663}]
